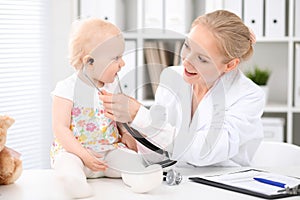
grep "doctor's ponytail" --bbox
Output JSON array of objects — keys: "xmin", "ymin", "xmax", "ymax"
[{"xmin": 191, "ymin": 10, "xmax": 255, "ymax": 64}]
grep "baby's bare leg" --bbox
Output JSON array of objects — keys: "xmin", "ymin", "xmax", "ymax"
[
  {"xmin": 104, "ymin": 148, "xmax": 145, "ymax": 177},
  {"xmin": 53, "ymin": 152, "xmax": 93, "ymax": 198}
]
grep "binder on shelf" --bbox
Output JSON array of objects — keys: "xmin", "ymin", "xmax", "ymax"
[
  {"xmin": 118, "ymin": 40, "xmax": 137, "ymax": 98},
  {"xmin": 122, "ymin": 0, "xmax": 138, "ymax": 31},
  {"xmin": 165, "ymin": 0, "xmax": 192, "ymax": 33},
  {"xmin": 79, "ymin": 0, "xmax": 125, "ymax": 30},
  {"xmin": 243, "ymin": 0, "xmax": 264, "ymax": 37},
  {"xmin": 157, "ymin": 41, "xmax": 170, "ymax": 67},
  {"xmin": 79, "ymin": 0, "xmax": 95, "ymax": 18},
  {"xmin": 223, "ymin": 0, "xmax": 242, "ymax": 19},
  {"xmin": 144, "ymin": 41, "xmax": 164, "ymax": 94},
  {"xmin": 295, "ymin": 44, "xmax": 300, "ymax": 107},
  {"xmin": 295, "ymin": 0, "xmax": 300, "ymax": 37},
  {"xmin": 265, "ymin": 0, "xmax": 286, "ymax": 37},
  {"xmin": 137, "ymin": 0, "xmax": 143, "ymax": 30},
  {"xmin": 173, "ymin": 41, "xmax": 183, "ymax": 66},
  {"xmin": 189, "ymin": 169, "xmax": 300, "ymax": 199},
  {"xmin": 205, "ymin": 0, "xmax": 223, "ymax": 13},
  {"xmin": 143, "ymin": 0, "xmax": 163, "ymax": 30}
]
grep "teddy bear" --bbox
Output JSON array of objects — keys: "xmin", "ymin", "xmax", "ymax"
[{"xmin": 0, "ymin": 115, "xmax": 23, "ymax": 185}]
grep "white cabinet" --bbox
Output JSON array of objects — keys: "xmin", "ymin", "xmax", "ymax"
[
  {"xmin": 118, "ymin": 40, "xmax": 137, "ymax": 98},
  {"xmin": 262, "ymin": 117, "xmax": 285, "ymax": 142},
  {"xmin": 78, "ymin": 0, "xmax": 300, "ymax": 146}
]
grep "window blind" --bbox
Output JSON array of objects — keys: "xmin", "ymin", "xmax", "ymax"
[{"xmin": 0, "ymin": 0, "xmax": 52, "ymax": 169}]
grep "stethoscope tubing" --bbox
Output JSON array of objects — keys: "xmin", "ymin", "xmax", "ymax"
[{"xmin": 82, "ymin": 65, "xmax": 177, "ymax": 168}]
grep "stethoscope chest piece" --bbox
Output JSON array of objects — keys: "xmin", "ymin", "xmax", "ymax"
[{"xmin": 165, "ymin": 169, "xmax": 182, "ymax": 185}]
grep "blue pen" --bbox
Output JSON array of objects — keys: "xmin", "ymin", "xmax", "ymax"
[{"xmin": 253, "ymin": 177, "xmax": 286, "ymax": 188}]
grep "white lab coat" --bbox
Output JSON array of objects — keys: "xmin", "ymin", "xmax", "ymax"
[{"xmin": 131, "ymin": 66, "xmax": 264, "ymax": 167}]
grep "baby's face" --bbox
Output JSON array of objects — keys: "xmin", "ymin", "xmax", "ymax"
[{"xmin": 89, "ymin": 33, "xmax": 125, "ymax": 84}]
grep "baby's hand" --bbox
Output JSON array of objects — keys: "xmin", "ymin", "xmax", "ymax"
[
  {"xmin": 86, "ymin": 148, "xmax": 103, "ymax": 158},
  {"xmin": 121, "ymin": 132, "xmax": 138, "ymax": 152},
  {"xmin": 83, "ymin": 148, "xmax": 107, "ymax": 172}
]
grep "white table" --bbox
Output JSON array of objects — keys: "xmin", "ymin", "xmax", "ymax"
[{"xmin": 1, "ymin": 166, "xmax": 300, "ymax": 200}]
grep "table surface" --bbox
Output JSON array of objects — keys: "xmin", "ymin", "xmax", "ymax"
[{"xmin": 1, "ymin": 165, "xmax": 300, "ymax": 200}]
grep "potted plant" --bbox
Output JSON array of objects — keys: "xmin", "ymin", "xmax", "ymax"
[{"xmin": 245, "ymin": 65, "xmax": 271, "ymax": 104}]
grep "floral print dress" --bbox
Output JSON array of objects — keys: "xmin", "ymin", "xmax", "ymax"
[{"xmin": 50, "ymin": 73, "xmax": 125, "ymax": 164}]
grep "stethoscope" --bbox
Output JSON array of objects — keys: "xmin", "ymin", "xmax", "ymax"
[{"xmin": 82, "ymin": 58, "xmax": 182, "ymax": 185}]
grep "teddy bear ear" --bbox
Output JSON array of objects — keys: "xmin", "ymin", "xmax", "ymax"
[
  {"xmin": 6, "ymin": 117, "xmax": 15, "ymax": 128},
  {"xmin": 0, "ymin": 115, "xmax": 15, "ymax": 129}
]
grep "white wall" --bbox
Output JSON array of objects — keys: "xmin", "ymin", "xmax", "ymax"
[{"xmin": 51, "ymin": 0, "xmax": 78, "ymax": 90}]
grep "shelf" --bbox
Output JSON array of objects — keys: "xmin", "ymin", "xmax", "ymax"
[
  {"xmin": 293, "ymin": 38, "xmax": 300, "ymax": 42},
  {"xmin": 256, "ymin": 37, "xmax": 290, "ymax": 42},
  {"xmin": 79, "ymin": 0, "xmax": 300, "ymax": 145},
  {"xmin": 123, "ymin": 32, "xmax": 139, "ymax": 39},
  {"xmin": 142, "ymin": 31, "xmax": 186, "ymax": 40},
  {"xmin": 264, "ymin": 103, "xmax": 289, "ymax": 113},
  {"xmin": 122, "ymin": 35, "xmax": 300, "ymax": 44},
  {"xmin": 292, "ymin": 107, "xmax": 300, "ymax": 113},
  {"xmin": 124, "ymin": 30, "xmax": 186, "ymax": 40},
  {"xmin": 140, "ymin": 99, "xmax": 155, "ymax": 108}
]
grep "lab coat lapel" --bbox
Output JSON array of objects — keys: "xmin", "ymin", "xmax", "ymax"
[
  {"xmin": 171, "ymin": 82, "xmax": 193, "ymax": 160},
  {"xmin": 171, "ymin": 77, "xmax": 227, "ymax": 161},
  {"xmin": 197, "ymin": 80, "xmax": 226, "ymax": 159}
]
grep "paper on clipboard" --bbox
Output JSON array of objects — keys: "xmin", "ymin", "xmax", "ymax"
[{"xmin": 189, "ymin": 169, "xmax": 300, "ymax": 199}]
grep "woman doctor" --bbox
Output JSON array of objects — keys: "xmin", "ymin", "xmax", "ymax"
[{"xmin": 100, "ymin": 10, "xmax": 265, "ymax": 167}]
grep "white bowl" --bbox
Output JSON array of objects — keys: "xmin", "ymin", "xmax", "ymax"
[{"xmin": 121, "ymin": 164, "xmax": 163, "ymax": 193}]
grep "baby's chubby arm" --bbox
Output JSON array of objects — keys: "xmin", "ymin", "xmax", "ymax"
[{"xmin": 52, "ymin": 96, "xmax": 107, "ymax": 172}]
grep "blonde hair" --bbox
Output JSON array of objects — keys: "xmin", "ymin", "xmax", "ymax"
[
  {"xmin": 68, "ymin": 18, "xmax": 120, "ymax": 70},
  {"xmin": 192, "ymin": 10, "xmax": 254, "ymax": 63}
]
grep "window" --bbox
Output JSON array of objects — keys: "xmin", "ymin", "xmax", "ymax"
[{"xmin": 0, "ymin": 0, "xmax": 52, "ymax": 169}]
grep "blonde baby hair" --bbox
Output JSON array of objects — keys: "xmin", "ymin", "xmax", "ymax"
[{"xmin": 68, "ymin": 18, "xmax": 121, "ymax": 70}]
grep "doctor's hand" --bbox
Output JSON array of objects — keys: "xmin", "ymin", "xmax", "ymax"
[{"xmin": 99, "ymin": 90, "xmax": 141, "ymax": 123}]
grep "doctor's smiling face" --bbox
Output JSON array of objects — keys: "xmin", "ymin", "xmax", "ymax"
[
  {"xmin": 181, "ymin": 24, "xmax": 229, "ymax": 88},
  {"xmin": 181, "ymin": 10, "xmax": 255, "ymax": 90}
]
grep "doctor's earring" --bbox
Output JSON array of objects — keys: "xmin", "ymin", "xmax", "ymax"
[{"xmin": 165, "ymin": 169, "xmax": 182, "ymax": 185}]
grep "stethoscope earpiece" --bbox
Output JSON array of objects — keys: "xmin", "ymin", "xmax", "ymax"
[
  {"xmin": 164, "ymin": 169, "xmax": 182, "ymax": 186},
  {"xmin": 88, "ymin": 58, "xmax": 94, "ymax": 65}
]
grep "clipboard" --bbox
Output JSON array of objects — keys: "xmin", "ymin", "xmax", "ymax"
[{"xmin": 189, "ymin": 169, "xmax": 300, "ymax": 199}]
